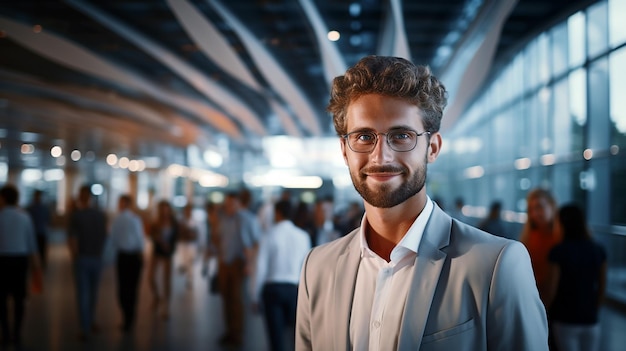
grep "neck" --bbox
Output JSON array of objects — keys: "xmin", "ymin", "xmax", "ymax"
[{"xmin": 363, "ymin": 194, "xmax": 427, "ymax": 261}]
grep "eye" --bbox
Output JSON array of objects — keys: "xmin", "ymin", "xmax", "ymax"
[
  {"xmin": 389, "ymin": 130, "xmax": 414, "ymax": 141},
  {"xmin": 354, "ymin": 132, "xmax": 376, "ymax": 143}
]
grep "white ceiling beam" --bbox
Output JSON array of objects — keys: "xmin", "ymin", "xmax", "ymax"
[{"xmin": 65, "ymin": 0, "xmax": 267, "ymax": 137}]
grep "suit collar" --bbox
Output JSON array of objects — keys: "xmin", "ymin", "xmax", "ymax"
[
  {"xmin": 333, "ymin": 228, "xmax": 361, "ymax": 350},
  {"xmin": 398, "ymin": 204, "xmax": 451, "ymax": 349}
]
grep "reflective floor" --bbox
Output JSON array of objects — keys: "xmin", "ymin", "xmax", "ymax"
[{"xmin": 5, "ymin": 230, "xmax": 626, "ymax": 351}]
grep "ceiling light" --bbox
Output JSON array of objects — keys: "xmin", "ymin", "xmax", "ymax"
[
  {"xmin": 583, "ymin": 149, "xmax": 593, "ymax": 160},
  {"xmin": 349, "ymin": 3, "xmax": 361, "ymax": 17},
  {"xmin": 51, "ymin": 146, "xmax": 63, "ymax": 158},
  {"xmin": 70, "ymin": 150, "xmax": 81, "ymax": 161},
  {"xmin": 106, "ymin": 154, "xmax": 118, "ymax": 166},
  {"xmin": 21, "ymin": 144, "xmax": 35, "ymax": 154},
  {"xmin": 327, "ymin": 30, "xmax": 340, "ymax": 42},
  {"xmin": 514, "ymin": 158, "xmax": 531, "ymax": 170},
  {"xmin": 118, "ymin": 157, "xmax": 130, "ymax": 169}
]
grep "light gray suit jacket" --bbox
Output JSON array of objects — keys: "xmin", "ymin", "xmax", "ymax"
[{"xmin": 296, "ymin": 203, "xmax": 548, "ymax": 351}]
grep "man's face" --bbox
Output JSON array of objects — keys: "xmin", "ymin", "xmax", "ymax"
[{"xmin": 341, "ymin": 94, "xmax": 441, "ymax": 208}]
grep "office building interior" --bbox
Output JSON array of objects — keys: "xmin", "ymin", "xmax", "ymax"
[{"xmin": 1, "ymin": 0, "xmax": 625, "ymax": 350}]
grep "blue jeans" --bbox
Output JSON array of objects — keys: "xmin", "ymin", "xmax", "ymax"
[
  {"xmin": 261, "ymin": 283, "xmax": 298, "ymax": 351},
  {"xmin": 74, "ymin": 256, "xmax": 102, "ymax": 333}
]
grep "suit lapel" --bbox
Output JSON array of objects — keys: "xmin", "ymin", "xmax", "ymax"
[
  {"xmin": 332, "ymin": 230, "xmax": 361, "ymax": 350},
  {"xmin": 398, "ymin": 205, "xmax": 451, "ymax": 349}
]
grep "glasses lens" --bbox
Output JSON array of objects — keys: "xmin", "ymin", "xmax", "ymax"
[
  {"xmin": 348, "ymin": 132, "xmax": 376, "ymax": 152},
  {"xmin": 387, "ymin": 130, "xmax": 417, "ymax": 151}
]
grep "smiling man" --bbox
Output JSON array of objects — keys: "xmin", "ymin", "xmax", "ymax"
[{"xmin": 295, "ymin": 56, "xmax": 548, "ymax": 351}]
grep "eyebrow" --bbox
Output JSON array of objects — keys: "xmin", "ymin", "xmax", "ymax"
[{"xmin": 346, "ymin": 125, "xmax": 417, "ymax": 133}]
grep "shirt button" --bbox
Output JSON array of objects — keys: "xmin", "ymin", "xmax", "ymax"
[{"xmin": 373, "ymin": 321, "xmax": 381, "ymax": 328}]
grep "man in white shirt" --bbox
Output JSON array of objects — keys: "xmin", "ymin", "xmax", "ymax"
[
  {"xmin": 295, "ymin": 56, "xmax": 548, "ymax": 350},
  {"xmin": 109, "ymin": 194, "xmax": 145, "ymax": 332},
  {"xmin": 0, "ymin": 184, "xmax": 42, "ymax": 347},
  {"xmin": 254, "ymin": 200, "xmax": 311, "ymax": 351}
]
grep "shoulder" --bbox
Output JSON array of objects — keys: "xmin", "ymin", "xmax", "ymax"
[{"xmin": 307, "ymin": 229, "xmax": 357, "ymax": 262}]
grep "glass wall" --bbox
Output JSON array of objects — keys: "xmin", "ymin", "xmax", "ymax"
[{"xmin": 430, "ymin": 0, "xmax": 626, "ymax": 304}]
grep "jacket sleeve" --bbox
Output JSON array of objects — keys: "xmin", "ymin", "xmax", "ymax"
[{"xmin": 487, "ymin": 241, "xmax": 549, "ymax": 350}]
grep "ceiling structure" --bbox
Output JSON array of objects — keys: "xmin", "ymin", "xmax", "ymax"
[{"xmin": 0, "ymin": 0, "xmax": 597, "ymax": 181}]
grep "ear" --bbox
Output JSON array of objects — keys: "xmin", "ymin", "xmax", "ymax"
[
  {"xmin": 427, "ymin": 132, "xmax": 442, "ymax": 163},
  {"xmin": 340, "ymin": 137, "xmax": 349, "ymax": 165}
]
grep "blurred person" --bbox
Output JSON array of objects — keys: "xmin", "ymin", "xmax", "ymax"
[
  {"xmin": 67, "ymin": 185, "xmax": 107, "ymax": 341},
  {"xmin": 109, "ymin": 194, "xmax": 145, "ymax": 332},
  {"xmin": 238, "ymin": 188, "xmax": 263, "ymax": 269},
  {"xmin": 478, "ymin": 201, "xmax": 505, "ymax": 237},
  {"xmin": 519, "ymin": 188, "xmax": 561, "ymax": 304},
  {"xmin": 252, "ymin": 200, "xmax": 311, "ymax": 351},
  {"xmin": 450, "ymin": 196, "xmax": 471, "ymax": 225},
  {"xmin": 0, "ymin": 184, "xmax": 42, "ymax": 347},
  {"xmin": 148, "ymin": 200, "xmax": 178, "ymax": 319},
  {"xmin": 210, "ymin": 192, "xmax": 257, "ymax": 349},
  {"xmin": 178, "ymin": 203, "xmax": 200, "ymax": 289},
  {"xmin": 311, "ymin": 198, "xmax": 340, "ymax": 246},
  {"xmin": 296, "ymin": 56, "xmax": 548, "ymax": 350},
  {"xmin": 202, "ymin": 201, "xmax": 222, "ymax": 295},
  {"xmin": 292, "ymin": 200, "xmax": 315, "ymax": 245},
  {"xmin": 545, "ymin": 204, "xmax": 607, "ymax": 351},
  {"xmin": 26, "ymin": 189, "xmax": 50, "ymax": 269}
]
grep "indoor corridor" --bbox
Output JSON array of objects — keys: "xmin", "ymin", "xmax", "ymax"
[{"xmin": 6, "ymin": 229, "xmax": 626, "ymax": 351}]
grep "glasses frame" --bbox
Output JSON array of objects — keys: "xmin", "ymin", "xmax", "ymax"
[{"xmin": 341, "ymin": 128, "xmax": 431, "ymax": 153}]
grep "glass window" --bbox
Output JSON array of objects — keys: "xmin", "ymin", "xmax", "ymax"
[
  {"xmin": 493, "ymin": 108, "xmax": 515, "ymax": 165},
  {"xmin": 553, "ymin": 78, "xmax": 572, "ymax": 156},
  {"xmin": 609, "ymin": 0, "xmax": 626, "ymax": 48},
  {"xmin": 537, "ymin": 33, "xmax": 551, "ymax": 85},
  {"xmin": 609, "ymin": 47, "xmax": 626, "ymax": 148},
  {"xmin": 611, "ymin": 154, "xmax": 626, "ymax": 225},
  {"xmin": 568, "ymin": 11, "xmax": 586, "ymax": 68},
  {"xmin": 569, "ymin": 68, "xmax": 587, "ymax": 142},
  {"xmin": 587, "ymin": 1, "xmax": 608, "ymax": 59},
  {"xmin": 552, "ymin": 161, "xmax": 586, "ymax": 205},
  {"xmin": 551, "ymin": 22, "xmax": 569, "ymax": 78}
]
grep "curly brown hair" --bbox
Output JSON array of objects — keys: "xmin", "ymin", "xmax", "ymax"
[{"xmin": 327, "ymin": 55, "xmax": 448, "ymax": 136}]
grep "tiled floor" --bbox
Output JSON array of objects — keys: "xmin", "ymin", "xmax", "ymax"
[{"xmin": 5, "ymin": 231, "xmax": 626, "ymax": 351}]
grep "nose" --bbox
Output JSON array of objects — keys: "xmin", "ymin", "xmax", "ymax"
[{"xmin": 370, "ymin": 134, "xmax": 394, "ymax": 164}]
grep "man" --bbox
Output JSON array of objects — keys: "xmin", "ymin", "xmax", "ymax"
[
  {"xmin": 252, "ymin": 200, "xmax": 311, "ymax": 351},
  {"xmin": 109, "ymin": 194, "xmax": 145, "ymax": 332},
  {"xmin": 0, "ymin": 185, "xmax": 42, "ymax": 347},
  {"xmin": 26, "ymin": 189, "xmax": 50, "ymax": 268},
  {"xmin": 67, "ymin": 185, "xmax": 107, "ymax": 341},
  {"xmin": 211, "ymin": 192, "xmax": 257, "ymax": 349},
  {"xmin": 295, "ymin": 56, "xmax": 548, "ymax": 350}
]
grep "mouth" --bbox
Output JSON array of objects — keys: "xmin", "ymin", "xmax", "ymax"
[{"xmin": 362, "ymin": 168, "xmax": 404, "ymax": 182}]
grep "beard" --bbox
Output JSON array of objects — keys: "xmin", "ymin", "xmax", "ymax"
[{"xmin": 350, "ymin": 158, "xmax": 427, "ymax": 208}]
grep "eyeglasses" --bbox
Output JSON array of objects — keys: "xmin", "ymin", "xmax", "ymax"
[{"xmin": 341, "ymin": 128, "xmax": 430, "ymax": 153}]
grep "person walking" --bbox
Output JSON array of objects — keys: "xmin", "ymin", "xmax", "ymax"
[
  {"xmin": 177, "ymin": 204, "xmax": 199, "ymax": 289},
  {"xmin": 252, "ymin": 200, "xmax": 311, "ymax": 351},
  {"xmin": 67, "ymin": 185, "xmax": 107, "ymax": 341},
  {"xmin": 210, "ymin": 192, "xmax": 257, "ymax": 349},
  {"xmin": 109, "ymin": 194, "xmax": 145, "ymax": 332},
  {"xmin": 0, "ymin": 184, "xmax": 42, "ymax": 347},
  {"xmin": 147, "ymin": 200, "xmax": 178, "ymax": 320},
  {"xmin": 26, "ymin": 189, "xmax": 50, "ymax": 269},
  {"xmin": 545, "ymin": 204, "xmax": 607, "ymax": 351}
]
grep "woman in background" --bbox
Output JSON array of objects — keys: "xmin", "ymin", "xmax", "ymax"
[
  {"xmin": 148, "ymin": 200, "xmax": 178, "ymax": 319},
  {"xmin": 519, "ymin": 188, "xmax": 561, "ymax": 303},
  {"xmin": 545, "ymin": 204, "xmax": 607, "ymax": 351}
]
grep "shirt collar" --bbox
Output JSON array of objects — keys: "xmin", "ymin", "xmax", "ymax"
[{"xmin": 359, "ymin": 196, "xmax": 434, "ymax": 262}]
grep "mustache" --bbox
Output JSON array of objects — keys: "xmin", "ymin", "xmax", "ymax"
[{"xmin": 361, "ymin": 165, "xmax": 406, "ymax": 174}]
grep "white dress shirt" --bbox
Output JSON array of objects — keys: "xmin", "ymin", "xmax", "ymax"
[
  {"xmin": 109, "ymin": 209, "xmax": 145, "ymax": 252},
  {"xmin": 350, "ymin": 197, "xmax": 434, "ymax": 351},
  {"xmin": 253, "ymin": 219, "xmax": 312, "ymax": 303}
]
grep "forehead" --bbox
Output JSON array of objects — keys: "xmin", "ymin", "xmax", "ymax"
[{"xmin": 346, "ymin": 94, "xmax": 424, "ymax": 131}]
